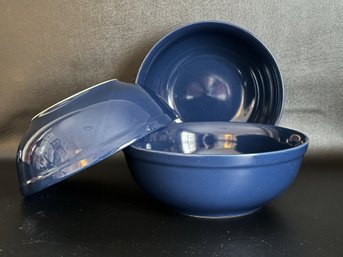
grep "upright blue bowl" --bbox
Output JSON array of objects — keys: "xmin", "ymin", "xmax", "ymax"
[
  {"xmin": 136, "ymin": 21, "xmax": 284, "ymax": 124},
  {"xmin": 124, "ymin": 122, "xmax": 308, "ymax": 218}
]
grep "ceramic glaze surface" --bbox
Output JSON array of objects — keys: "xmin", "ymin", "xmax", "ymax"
[
  {"xmin": 132, "ymin": 122, "xmax": 306, "ymax": 155},
  {"xmin": 16, "ymin": 80, "xmax": 177, "ymax": 196},
  {"xmin": 136, "ymin": 22, "xmax": 283, "ymax": 124},
  {"xmin": 124, "ymin": 122, "xmax": 309, "ymax": 218}
]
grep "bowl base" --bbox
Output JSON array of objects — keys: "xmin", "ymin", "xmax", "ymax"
[{"xmin": 177, "ymin": 207, "xmax": 262, "ymax": 219}]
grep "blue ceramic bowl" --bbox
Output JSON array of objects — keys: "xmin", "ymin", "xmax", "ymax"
[
  {"xmin": 136, "ymin": 21, "xmax": 284, "ymax": 124},
  {"xmin": 124, "ymin": 122, "xmax": 308, "ymax": 218},
  {"xmin": 17, "ymin": 80, "xmax": 177, "ymax": 196}
]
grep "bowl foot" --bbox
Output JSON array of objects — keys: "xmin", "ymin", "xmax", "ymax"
[{"xmin": 177, "ymin": 207, "xmax": 262, "ymax": 219}]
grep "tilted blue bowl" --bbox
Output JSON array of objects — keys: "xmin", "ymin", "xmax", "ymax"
[
  {"xmin": 136, "ymin": 21, "xmax": 284, "ymax": 124},
  {"xmin": 124, "ymin": 122, "xmax": 309, "ymax": 218},
  {"xmin": 16, "ymin": 80, "xmax": 177, "ymax": 196}
]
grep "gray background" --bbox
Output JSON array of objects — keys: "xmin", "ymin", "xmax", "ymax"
[{"xmin": 1, "ymin": 0, "xmax": 342, "ymax": 159}]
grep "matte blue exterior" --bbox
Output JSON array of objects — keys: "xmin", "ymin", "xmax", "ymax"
[
  {"xmin": 136, "ymin": 21, "xmax": 284, "ymax": 124},
  {"xmin": 16, "ymin": 80, "xmax": 177, "ymax": 196},
  {"xmin": 124, "ymin": 122, "xmax": 309, "ymax": 218}
]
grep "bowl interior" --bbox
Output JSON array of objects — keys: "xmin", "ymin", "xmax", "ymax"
[
  {"xmin": 137, "ymin": 22, "xmax": 283, "ymax": 124},
  {"xmin": 131, "ymin": 122, "xmax": 307, "ymax": 155}
]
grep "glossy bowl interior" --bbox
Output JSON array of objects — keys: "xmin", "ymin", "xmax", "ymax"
[
  {"xmin": 136, "ymin": 21, "xmax": 283, "ymax": 124},
  {"xmin": 124, "ymin": 122, "xmax": 308, "ymax": 218}
]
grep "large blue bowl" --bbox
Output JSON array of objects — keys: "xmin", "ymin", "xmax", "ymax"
[
  {"xmin": 124, "ymin": 122, "xmax": 308, "ymax": 218},
  {"xmin": 136, "ymin": 21, "xmax": 284, "ymax": 124}
]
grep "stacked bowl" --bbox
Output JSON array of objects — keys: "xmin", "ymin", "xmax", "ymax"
[{"xmin": 17, "ymin": 21, "xmax": 309, "ymax": 218}]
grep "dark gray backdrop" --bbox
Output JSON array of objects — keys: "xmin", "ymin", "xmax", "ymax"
[{"xmin": 1, "ymin": 0, "xmax": 342, "ymax": 159}]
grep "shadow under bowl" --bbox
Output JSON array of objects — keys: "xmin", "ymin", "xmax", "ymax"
[
  {"xmin": 136, "ymin": 21, "xmax": 284, "ymax": 124},
  {"xmin": 124, "ymin": 122, "xmax": 308, "ymax": 218}
]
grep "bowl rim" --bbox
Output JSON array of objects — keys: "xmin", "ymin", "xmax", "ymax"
[
  {"xmin": 125, "ymin": 122, "xmax": 309, "ymax": 167},
  {"xmin": 135, "ymin": 20, "xmax": 285, "ymax": 125}
]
